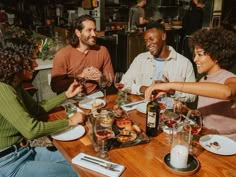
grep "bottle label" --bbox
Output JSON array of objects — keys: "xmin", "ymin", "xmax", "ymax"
[{"xmin": 147, "ymin": 112, "xmax": 156, "ymax": 128}]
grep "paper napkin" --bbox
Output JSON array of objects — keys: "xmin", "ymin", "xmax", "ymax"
[{"xmin": 72, "ymin": 153, "xmax": 125, "ymax": 177}]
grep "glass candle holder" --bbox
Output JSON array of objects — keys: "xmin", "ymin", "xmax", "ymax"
[{"xmin": 170, "ymin": 127, "xmax": 191, "ymax": 168}]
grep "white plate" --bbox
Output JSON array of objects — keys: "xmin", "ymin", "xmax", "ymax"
[
  {"xmin": 79, "ymin": 98, "xmax": 106, "ymax": 110},
  {"xmin": 51, "ymin": 125, "xmax": 85, "ymax": 141},
  {"xmin": 199, "ymin": 134, "xmax": 236, "ymax": 155}
]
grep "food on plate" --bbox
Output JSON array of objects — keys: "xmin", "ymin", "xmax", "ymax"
[
  {"xmin": 207, "ymin": 141, "xmax": 221, "ymax": 150},
  {"xmin": 92, "ymin": 99, "xmax": 104, "ymax": 109},
  {"xmin": 116, "ymin": 118, "xmax": 132, "ymax": 129},
  {"xmin": 113, "ymin": 104, "xmax": 124, "ymax": 117},
  {"xmin": 117, "ymin": 130, "xmax": 137, "ymax": 143}
]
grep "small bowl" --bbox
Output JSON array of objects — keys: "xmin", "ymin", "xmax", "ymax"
[{"xmin": 163, "ymin": 153, "xmax": 200, "ymax": 176}]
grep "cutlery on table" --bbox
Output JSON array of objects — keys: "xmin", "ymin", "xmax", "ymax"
[
  {"xmin": 81, "ymin": 156, "xmax": 120, "ymax": 172},
  {"xmin": 123, "ymin": 101, "xmax": 144, "ymax": 108}
]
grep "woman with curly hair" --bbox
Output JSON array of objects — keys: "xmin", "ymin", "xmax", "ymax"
[
  {"xmin": 145, "ymin": 27, "xmax": 236, "ymax": 140},
  {"xmin": 0, "ymin": 38, "xmax": 84, "ymax": 176}
]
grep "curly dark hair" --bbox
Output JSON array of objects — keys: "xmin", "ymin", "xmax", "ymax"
[
  {"xmin": 0, "ymin": 37, "xmax": 36, "ymax": 85},
  {"xmin": 190, "ymin": 27, "xmax": 236, "ymax": 69},
  {"xmin": 3, "ymin": 37, "xmax": 36, "ymax": 60},
  {"xmin": 0, "ymin": 47, "xmax": 24, "ymax": 85},
  {"xmin": 67, "ymin": 15, "xmax": 96, "ymax": 47}
]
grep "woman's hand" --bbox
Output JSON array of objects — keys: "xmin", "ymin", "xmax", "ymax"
[
  {"xmin": 144, "ymin": 83, "xmax": 172, "ymax": 101},
  {"xmin": 65, "ymin": 80, "xmax": 83, "ymax": 98},
  {"xmin": 68, "ymin": 112, "xmax": 85, "ymax": 126}
]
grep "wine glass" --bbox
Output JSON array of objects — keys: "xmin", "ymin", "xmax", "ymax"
[
  {"xmin": 99, "ymin": 72, "xmax": 112, "ymax": 101},
  {"xmin": 114, "ymin": 72, "xmax": 128, "ymax": 105},
  {"xmin": 114, "ymin": 72, "xmax": 124, "ymax": 91},
  {"xmin": 184, "ymin": 110, "xmax": 203, "ymax": 153},
  {"xmin": 161, "ymin": 110, "xmax": 181, "ymax": 144},
  {"xmin": 73, "ymin": 70, "xmax": 86, "ymax": 99},
  {"xmin": 94, "ymin": 111, "xmax": 114, "ymax": 159}
]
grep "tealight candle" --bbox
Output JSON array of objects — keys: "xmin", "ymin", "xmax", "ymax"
[{"xmin": 170, "ymin": 145, "xmax": 188, "ymax": 168}]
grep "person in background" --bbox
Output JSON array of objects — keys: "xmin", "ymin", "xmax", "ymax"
[
  {"xmin": 182, "ymin": 0, "xmax": 206, "ymax": 36},
  {"xmin": 145, "ymin": 27, "xmax": 236, "ymax": 141},
  {"xmin": 121, "ymin": 22, "xmax": 196, "ymax": 104},
  {"xmin": 129, "ymin": 0, "xmax": 149, "ymax": 31},
  {"xmin": 182, "ymin": 0, "xmax": 206, "ymax": 73},
  {"xmin": 0, "ymin": 37, "xmax": 84, "ymax": 176},
  {"xmin": 51, "ymin": 15, "xmax": 114, "ymax": 95}
]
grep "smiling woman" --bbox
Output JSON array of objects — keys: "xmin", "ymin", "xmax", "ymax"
[{"xmin": 145, "ymin": 27, "xmax": 236, "ymax": 141}]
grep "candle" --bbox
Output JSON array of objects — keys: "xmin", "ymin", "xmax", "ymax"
[{"xmin": 170, "ymin": 145, "xmax": 188, "ymax": 168}]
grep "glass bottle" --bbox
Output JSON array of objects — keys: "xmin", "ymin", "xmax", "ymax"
[{"xmin": 146, "ymin": 94, "xmax": 160, "ymax": 137}]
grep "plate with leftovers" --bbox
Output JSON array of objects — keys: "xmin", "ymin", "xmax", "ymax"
[
  {"xmin": 79, "ymin": 98, "xmax": 106, "ymax": 110},
  {"xmin": 51, "ymin": 125, "xmax": 85, "ymax": 141},
  {"xmin": 199, "ymin": 134, "xmax": 236, "ymax": 155}
]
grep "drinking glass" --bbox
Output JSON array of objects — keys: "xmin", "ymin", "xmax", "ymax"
[
  {"xmin": 161, "ymin": 111, "xmax": 181, "ymax": 144},
  {"xmin": 73, "ymin": 70, "xmax": 86, "ymax": 99},
  {"xmin": 114, "ymin": 72, "xmax": 124, "ymax": 90},
  {"xmin": 94, "ymin": 111, "xmax": 114, "ymax": 159},
  {"xmin": 184, "ymin": 110, "xmax": 203, "ymax": 153},
  {"xmin": 63, "ymin": 103, "xmax": 77, "ymax": 118},
  {"xmin": 99, "ymin": 72, "xmax": 112, "ymax": 101},
  {"xmin": 114, "ymin": 72, "xmax": 127, "ymax": 105}
]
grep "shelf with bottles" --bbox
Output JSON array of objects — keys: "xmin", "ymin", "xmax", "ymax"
[{"xmin": 105, "ymin": 21, "xmax": 127, "ymax": 31}]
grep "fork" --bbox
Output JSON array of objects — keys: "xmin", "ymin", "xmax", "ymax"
[{"xmin": 81, "ymin": 157, "xmax": 120, "ymax": 172}]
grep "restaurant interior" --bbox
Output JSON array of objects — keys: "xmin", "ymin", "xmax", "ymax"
[
  {"xmin": 1, "ymin": 0, "xmax": 235, "ymax": 101},
  {"xmin": 0, "ymin": 0, "xmax": 236, "ymax": 177}
]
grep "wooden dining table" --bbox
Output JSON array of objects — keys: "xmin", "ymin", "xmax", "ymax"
[{"xmin": 48, "ymin": 94, "xmax": 236, "ymax": 177}]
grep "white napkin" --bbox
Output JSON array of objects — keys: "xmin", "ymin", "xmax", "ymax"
[
  {"xmin": 72, "ymin": 153, "xmax": 125, "ymax": 177},
  {"xmin": 121, "ymin": 100, "xmax": 144, "ymax": 112}
]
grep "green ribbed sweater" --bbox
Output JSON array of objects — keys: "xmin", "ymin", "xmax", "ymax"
[{"xmin": 0, "ymin": 82, "xmax": 69, "ymax": 149}]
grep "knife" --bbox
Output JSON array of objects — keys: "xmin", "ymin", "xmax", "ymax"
[
  {"xmin": 81, "ymin": 157, "xmax": 120, "ymax": 172},
  {"xmin": 83, "ymin": 155, "xmax": 110, "ymax": 164},
  {"xmin": 123, "ymin": 100, "xmax": 144, "ymax": 108}
]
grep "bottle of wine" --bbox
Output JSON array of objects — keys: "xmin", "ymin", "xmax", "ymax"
[{"xmin": 146, "ymin": 94, "xmax": 160, "ymax": 137}]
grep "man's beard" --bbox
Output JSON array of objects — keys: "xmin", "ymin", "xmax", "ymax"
[{"xmin": 82, "ymin": 37, "xmax": 96, "ymax": 47}]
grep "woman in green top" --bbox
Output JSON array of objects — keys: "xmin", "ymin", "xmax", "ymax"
[{"xmin": 0, "ymin": 38, "xmax": 84, "ymax": 177}]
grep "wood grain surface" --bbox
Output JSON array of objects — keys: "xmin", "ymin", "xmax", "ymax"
[{"xmin": 48, "ymin": 94, "xmax": 236, "ymax": 177}]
